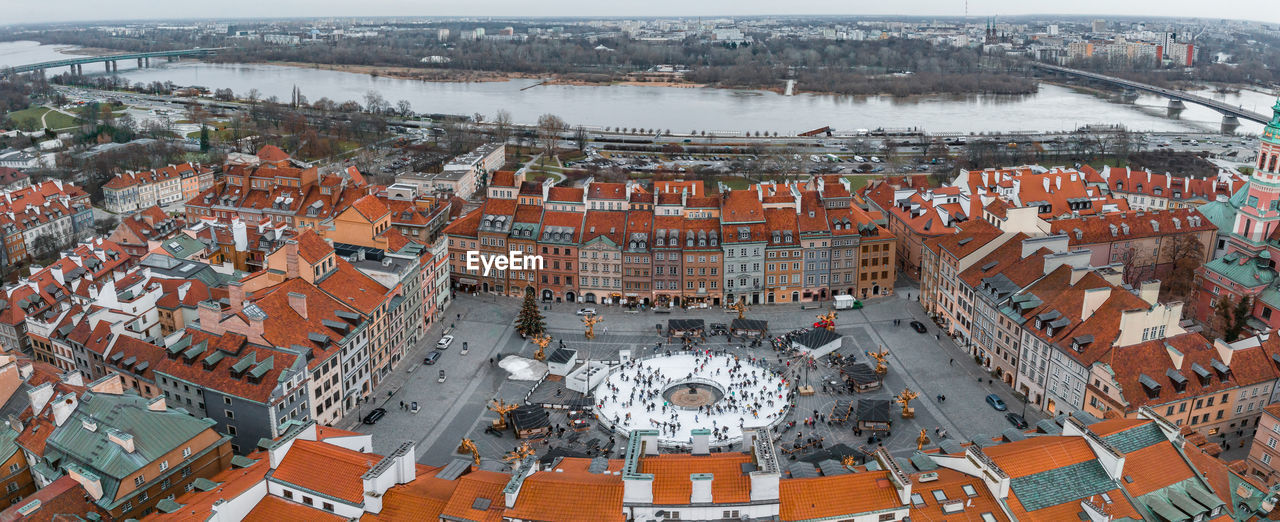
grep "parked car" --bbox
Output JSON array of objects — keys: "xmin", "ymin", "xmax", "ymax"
[
  {"xmin": 986, "ymin": 394, "xmax": 1008, "ymax": 411},
  {"xmin": 423, "ymin": 351, "xmax": 442, "ymax": 365},
  {"xmin": 436, "ymin": 335, "xmax": 455, "ymax": 350},
  {"xmin": 1005, "ymin": 412, "xmax": 1028, "ymax": 429},
  {"xmin": 362, "ymin": 407, "xmax": 387, "ymax": 425},
  {"xmin": 909, "ymin": 321, "xmax": 927, "ymax": 333},
  {"xmin": 710, "ymin": 323, "xmax": 728, "ymax": 335},
  {"xmin": 576, "ymin": 308, "xmax": 597, "ymax": 316}
]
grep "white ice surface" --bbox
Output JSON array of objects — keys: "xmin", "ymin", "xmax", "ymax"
[{"xmin": 594, "ymin": 353, "xmax": 789, "ymax": 447}]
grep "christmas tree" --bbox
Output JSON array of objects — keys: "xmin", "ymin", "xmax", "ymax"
[{"xmin": 515, "ymin": 291, "xmax": 546, "ymax": 337}]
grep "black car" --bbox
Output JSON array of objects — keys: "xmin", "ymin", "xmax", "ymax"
[
  {"xmin": 1005, "ymin": 412, "xmax": 1028, "ymax": 429},
  {"xmin": 710, "ymin": 323, "xmax": 728, "ymax": 335},
  {"xmin": 423, "ymin": 351, "xmax": 441, "ymax": 365},
  {"xmin": 362, "ymin": 407, "xmax": 387, "ymax": 425},
  {"xmin": 909, "ymin": 320, "xmax": 927, "ymax": 333}
]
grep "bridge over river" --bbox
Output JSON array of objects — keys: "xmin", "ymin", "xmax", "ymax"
[
  {"xmin": 2, "ymin": 48, "xmax": 225, "ymax": 76},
  {"xmin": 1031, "ymin": 62, "xmax": 1269, "ymax": 131}
]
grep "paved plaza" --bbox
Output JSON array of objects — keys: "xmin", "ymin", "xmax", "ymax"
[{"xmin": 349, "ymin": 282, "xmax": 1045, "ymax": 467}]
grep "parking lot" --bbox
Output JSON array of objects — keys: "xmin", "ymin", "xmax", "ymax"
[{"xmin": 350, "ymin": 284, "xmax": 1044, "ymax": 465}]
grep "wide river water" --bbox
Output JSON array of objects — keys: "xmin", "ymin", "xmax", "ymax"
[{"xmin": 3, "ymin": 40, "xmax": 1273, "ymax": 135}]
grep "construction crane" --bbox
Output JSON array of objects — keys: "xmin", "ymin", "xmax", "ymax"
[
  {"xmin": 458, "ymin": 438, "xmax": 480, "ymax": 466},
  {"xmin": 583, "ymin": 314, "xmax": 603, "ymax": 340},
  {"xmin": 488, "ymin": 399, "xmax": 518, "ymax": 430},
  {"xmin": 531, "ymin": 334, "xmax": 552, "ymax": 361},
  {"xmin": 895, "ymin": 388, "xmax": 919, "ymax": 419},
  {"xmin": 814, "ymin": 311, "xmax": 837, "ymax": 331},
  {"xmin": 867, "ymin": 348, "xmax": 889, "ymax": 378},
  {"xmin": 730, "ymin": 300, "xmax": 749, "ymax": 319},
  {"xmin": 504, "ymin": 442, "xmax": 535, "ymax": 464}
]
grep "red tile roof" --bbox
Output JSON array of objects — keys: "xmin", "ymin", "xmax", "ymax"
[
  {"xmin": 639, "ymin": 453, "xmax": 753, "ymax": 505},
  {"xmin": 504, "ymin": 458, "xmax": 625, "ymax": 522},
  {"xmin": 779, "ymin": 472, "xmax": 901, "ymax": 521},
  {"xmin": 244, "ymin": 495, "xmax": 345, "ymax": 522},
  {"xmin": 350, "ymin": 194, "xmax": 390, "ymax": 222},
  {"xmin": 271, "ymin": 439, "xmax": 378, "ymax": 504}
]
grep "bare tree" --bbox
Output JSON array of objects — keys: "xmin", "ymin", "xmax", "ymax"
[
  {"xmin": 363, "ymin": 90, "xmax": 388, "ymax": 114},
  {"xmin": 573, "ymin": 125, "xmax": 589, "ymax": 153},
  {"xmin": 536, "ymin": 113, "xmax": 567, "ymax": 158},
  {"xmin": 494, "ymin": 109, "xmax": 513, "ymax": 145},
  {"xmin": 396, "ymin": 99, "xmax": 413, "ymax": 117}
]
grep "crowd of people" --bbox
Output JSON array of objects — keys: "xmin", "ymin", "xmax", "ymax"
[{"xmin": 595, "ymin": 350, "xmax": 791, "ymax": 446}]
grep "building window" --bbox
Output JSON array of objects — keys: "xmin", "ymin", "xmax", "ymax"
[
  {"xmin": 284, "ymin": 490, "xmax": 293, "ymax": 500},
  {"xmin": 323, "ymin": 502, "xmax": 335, "ymax": 512},
  {"xmin": 134, "ymin": 476, "xmax": 145, "ymax": 487},
  {"xmin": 159, "ymin": 461, "xmax": 169, "ymax": 472}
]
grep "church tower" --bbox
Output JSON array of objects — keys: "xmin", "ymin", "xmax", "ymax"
[{"xmin": 1232, "ymin": 99, "xmax": 1280, "ymax": 246}]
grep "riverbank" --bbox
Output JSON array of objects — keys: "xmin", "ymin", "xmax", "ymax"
[{"xmin": 261, "ymin": 61, "xmax": 714, "ymax": 89}]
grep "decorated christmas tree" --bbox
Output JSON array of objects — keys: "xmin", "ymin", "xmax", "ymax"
[{"xmin": 515, "ymin": 291, "xmax": 546, "ymax": 337}]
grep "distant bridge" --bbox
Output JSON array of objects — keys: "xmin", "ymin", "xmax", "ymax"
[
  {"xmin": 2, "ymin": 48, "xmax": 226, "ymax": 76},
  {"xmin": 1030, "ymin": 62, "xmax": 1269, "ymax": 128}
]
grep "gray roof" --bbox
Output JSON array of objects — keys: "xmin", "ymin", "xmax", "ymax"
[
  {"xmin": 1010, "ymin": 459, "xmax": 1115, "ymax": 512},
  {"xmin": 1102, "ymin": 422, "xmax": 1166, "ymax": 454},
  {"xmin": 793, "ymin": 329, "xmax": 843, "ymax": 350}
]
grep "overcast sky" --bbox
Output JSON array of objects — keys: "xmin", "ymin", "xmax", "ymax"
[{"xmin": 5, "ymin": 0, "xmax": 1277, "ymax": 25}]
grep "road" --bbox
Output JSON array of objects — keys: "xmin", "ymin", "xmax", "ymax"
[{"xmin": 351, "ymin": 282, "xmax": 1045, "ymax": 465}]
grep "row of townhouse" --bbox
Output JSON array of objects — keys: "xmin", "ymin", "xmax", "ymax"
[
  {"xmin": 922, "ymin": 205, "xmax": 1217, "ymax": 341},
  {"xmin": 444, "ymin": 175, "xmax": 897, "ymax": 306},
  {"xmin": 73, "ymin": 409, "xmax": 1273, "ymax": 522},
  {"xmin": 4, "ymin": 204, "xmax": 449, "ymax": 458},
  {"xmin": 918, "ymin": 199, "xmax": 1280, "ymax": 448},
  {"xmin": 0, "ymin": 180, "xmax": 94, "ymax": 267},
  {"xmin": 101, "ymin": 162, "xmax": 215, "ymax": 214},
  {"xmin": 870, "ymin": 161, "xmax": 1239, "ymax": 282}
]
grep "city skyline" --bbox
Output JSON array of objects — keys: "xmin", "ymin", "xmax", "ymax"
[{"xmin": 3, "ymin": 0, "xmax": 1278, "ymax": 25}]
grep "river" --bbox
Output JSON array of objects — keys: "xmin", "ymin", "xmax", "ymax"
[{"xmin": 1, "ymin": 41, "xmax": 1270, "ymax": 135}]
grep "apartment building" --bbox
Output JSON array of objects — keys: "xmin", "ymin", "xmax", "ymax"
[
  {"xmin": 102, "ymin": 163, "xmax": 214, "ymax": 214},
  {"xmin": 445, "ymin": 180, "xmax": 897, "ymax": 308}
]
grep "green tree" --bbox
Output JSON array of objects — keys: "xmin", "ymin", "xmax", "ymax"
[
  {"xmin": 515, "ymin": 290, "xmax": 546, "ymax": 337},
  {"xmin": 199, "ymin": 124, "xmax": 210, "ymax": 152},
  {"xmin": 1228, "ymin": 296, "xmax": 1252, "ymax": 342}
]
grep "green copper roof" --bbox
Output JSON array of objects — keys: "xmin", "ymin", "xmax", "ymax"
[
  {"xmin": 1196, "ymin": 199, "xmax": 1238, "ymax": 236},
  {"xmin": 1265, "ymin": 98, "xmax": 1280, "ymax": 146},
  {"xmin": 1201, "ymin": 253, "xmax": 1276, "ymax": 289},
  {"xmin": 1010, "ymin": 459, "xmax": 1115, "ymax": 512},
  {"xmin": 159, "ymin": 235, "xmax": 206, "ymax": 260},
  {"xmin": 1102, "ymin": 422, "xmax": 1165, "ymax": 453},
  {"xmin": 44, "ymin": 391, "xmax": 217, "ymax": 507}
]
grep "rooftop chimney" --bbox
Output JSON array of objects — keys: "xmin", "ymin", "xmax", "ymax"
[
  {"xmin": 287, "ymin": 292, "xmax": 308, "ymax": 319},
  {"xmin": 228, "ymin": 281, "xmax": 245, "ymax": 314}
]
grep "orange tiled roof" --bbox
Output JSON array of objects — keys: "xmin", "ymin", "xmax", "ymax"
[
  {"xmin": 779, "ymin": 471, "xmax": 901, "ymax": 521},
  {"xmin": 907, "ymin": 467, "xmax": 1010, "ymax": 522},
  {"xmin": 271, "ymin": 439, "xmax": 377, "ymax": 504},
  {"xmin": 504, "ymin": 458, "xmax": 625, "ymax": 522},
  {"xmin": 439, "ymin": 470, "xmax": 510, "ymax": 522},
  {"xmin": 362, "ymin": 464, "xmax": 457, "ymax": 521},
  {"xmin": 639, "ymin": 453, "xmax": 753, "ymax": 505},
  {"xmin": 350, "ymin": 194, "xmax": 390, "ymax": 222},
  {"xmin": 982, "ymin": 436, "xmax": 1098, "ymax": 478},
  {"xmin": 317, "ymin": 259, "xmax": 389, "ymax": 315},
  {"xmin": 293, "ymin": 229, "xmax": 333, "ymax": 264},
  {"xmin": 244, "ymin": 495, "xmax": 346, "ymax": 522},
  {"xmin": 1119, "ymin": 440, "xmax": 1195, "ymax": 496}
]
